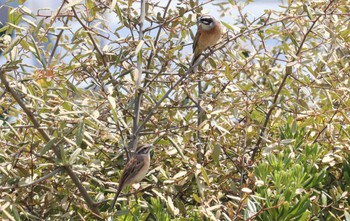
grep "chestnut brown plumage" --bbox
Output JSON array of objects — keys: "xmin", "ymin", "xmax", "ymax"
[{"xmin": 192, "ymin": 15, "xmax": 223, "ymax": 65}]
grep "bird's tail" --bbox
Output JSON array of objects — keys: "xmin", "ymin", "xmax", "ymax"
[
  {"xmin": 109, "ymin": 186, "xmax": 122, "ymax": 211},
  {"xmin": 191, "ymin": 54, "xmax": 201, "ymax": 66}
]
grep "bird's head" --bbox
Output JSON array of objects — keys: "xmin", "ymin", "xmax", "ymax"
[
  {"xmin": 136, "ymin": 144, "xmax": 153, "ymax": 155},
  {"xmin": 198, "ymin": 15, "xmax": 217, "ymax": 31}
]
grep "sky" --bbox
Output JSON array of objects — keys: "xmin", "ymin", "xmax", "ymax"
[{"xmin": 0, "ymin": 0, "xmax": 285, "ymax": 66}]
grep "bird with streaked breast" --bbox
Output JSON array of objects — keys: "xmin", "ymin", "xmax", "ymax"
[
  {"xmin": 191, "ymin": 15, "xmax": 223, "ymax": 65},
  {"xmin": 109, "ymin": 144, "xmax": 152, "ymax": 210}
]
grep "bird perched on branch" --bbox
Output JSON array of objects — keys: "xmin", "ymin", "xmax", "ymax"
[
  {"xmin": 191, "ymin": 15, "xmax": 223, "ymax": 65},
  {"xmin": 110, "ymin": 144, "xmax": 152, "ymax": 210}
]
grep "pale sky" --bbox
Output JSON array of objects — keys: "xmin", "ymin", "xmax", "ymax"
[{"xmin": 0, "ymin": 0, "xmax": 284, "ymax": 66}]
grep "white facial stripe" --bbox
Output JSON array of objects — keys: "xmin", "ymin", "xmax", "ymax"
[
  {"xmin": 137, "ymin": 145, "xmax": 152, "ymax": 154},
  {"xmin": 200, "ymin": 23, "xmax": 214, "ymax": 31},
  {"xmin": 200, "ymin": 18, "xmax": 213, "ymax": 25}
]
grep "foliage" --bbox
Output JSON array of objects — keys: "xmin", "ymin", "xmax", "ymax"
[{"xmin": 0, "ymin": 0, "xmax": 350, "ymax": 220}]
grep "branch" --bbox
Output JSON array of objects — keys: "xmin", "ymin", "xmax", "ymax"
[
  {"xmin": 47, "ymin": 17, "xmax": 68, "ymax": 66},
  {"xmin": 143, "ymin": 0, "xmax": 213, "ymax": 33},
  {"xmin": 71, "ymin": 6, "xmax": 107, "ymax": 68},
  {"xmin": 197, "ymin": 72, "xmax": 204, "ymax": 163},
  {"xmin": 251, "ymin": 0, "xmax": 336, "ymax": 160},
  {"xmin": 145, "ymin": 0, "xmax": 172, "ymax": 72},
  {"xmin": 38, "ymin": 0, "xmax": 66, "ymax": 44},
  {"xmin": 142, "ymin": 0, "xmax": 213, "ymax": 90},
  {"xmin": 132, "ymin": 3, "xmax": 306, "ymax": 140},
  {"xmin": 133, "ymin": 54, "xmax": 209, "ymax": 136},
  {"xmin": 312, "ymin": 106, "xmax": 339, "ymax": 144},
  {"xmin": 0, "ymin": 69, "xmax": 101, "ymax": 218},
  {"xmin": 130, "ymin": 0, "xmax": 147, "ymax": 150},
  {"xmin": 0, "ymin": 167, "xmax": 64, "ymax": 190}
]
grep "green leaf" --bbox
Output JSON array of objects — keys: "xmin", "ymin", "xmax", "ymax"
[
  {"xmin": 76, "ymin": 121, "xmax": 84, "ymax": 147},
  {"xmin": 135, "ymin": 40, "xmax": 144, "ymax": 55},
  {"xmin": 321, "ymin": 192, "xmax": 327, "ymax": 206},
  {"xmin": 221, "ymin": 21, "xmax": 240, "ymax": 32},
  {"xmin": 34, "ymin": 18, "xmax": 45, "ymax": 35},
  {"xmin": 30, "ymin": 36, "xmax": 46, "ymax": 68},
  {"xmin": 344, "ymin": 211, "xmax": 350, "ymax": 221},
  {"xmin": 59, "ymin": 144, "xmax": 67, "ymax": 165},
  {"xmin": 192, "ymin": 193, "xmax": 201, "ymax": 203},
  {"xmin": 208, "ymin": 57, "xmax": 216, "ymax": 68},
  {"xmin": 287, "ymin": 195, "xmax": 310, "ymax": 219},
  {"xmin": 2, "ymin": 36, "xmax": 21, "ymax": 55},
  {"xmin": 212, "ymin": 144, "xmax": 221, "ymax": 164},
  {"xmin": 40, "ymin": 138, "xmax": 57, "ymax": 156},
  {"xmin": 303, "ymin": 4, "xmax": 314, "ymax": 20},
  {"xmin": 200, "ymin": 166, "xmax": 210, "ymax": 186},
  {"xmin": 114, "ymin": 1, "xmax": 123, "ymax": 24},
  {"xmin": 69, "ymin": 148, "xmax": 82, "ymax": 164}
]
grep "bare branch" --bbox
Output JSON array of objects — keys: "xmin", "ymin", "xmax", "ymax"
[{"xmin": 130, "ymin": 0, "xmax": 147, "ymax": 150}]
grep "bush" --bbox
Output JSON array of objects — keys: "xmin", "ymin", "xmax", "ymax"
[{"xmin": 0, "ymin": 0, "xmax": 349, "ymax": 220}]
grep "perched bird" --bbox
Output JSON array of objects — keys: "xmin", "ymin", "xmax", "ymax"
[
  {"xmin": 191, "ymin": 15, "xmax": 223, "ymax": 65},
  {"xmin": 110, "ymin": 144, "xmax": 152, "ymax": 210}
]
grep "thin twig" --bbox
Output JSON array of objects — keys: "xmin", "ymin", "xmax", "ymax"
[
  {"xmin": 38, "ymin": 0, "xmax": 66, "ymax": 44},
  {"xmin": 0, "ymin": 69, "xmax": 101, "ymax": 218},
  {"xmin": 143, "ymin": 0, "xmax": 213, "ymax": 33},
  {"xmin": 142, "ymin": 1, "xmax": 213, "ymax": 90},
  {"xmin": 251, "ymin": 0, "xmax": 336, "ymax": 160},
  {"xmin": 143, "ymin": 0, "xmax": 172, "ymax": 88},
  {"xmin": 133, "ymin": 13, "xmax": 295, "ymax": 137},
  {"xmin": 0, "ymin": 167, "xmax": 64, "ymax": 190},
  {"xmin": 197, "ymin": 72, "xmax": 204, "ymax": 163},
  {"xmin": 133, "ymin": 54, "xmax": 209, "ymax": 136},
  {"xmin": 47, "ymin": 17, "xmax": 68, "ymax": 66},
  {"xmin": 71, "ymin": 6, "xmax": 108, "ymax": 68},
  {"xmin": 312, "ymin": 107, "xmax": 339, "ymax": 144}
]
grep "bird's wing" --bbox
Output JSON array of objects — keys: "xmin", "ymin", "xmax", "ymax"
[
  {"xmin": 193, "ymin": 31, "xmax": 201, "ymax": 53},
  {"xmin": 191, "ymin": 31, "xmax": 202, "ymax": 65},
  {"xmin": 111, "ymin": 155, "xmax": 146, "ymax": 210},
  {"xmin": 119, "ymin": 155, "xmax": 145, "ymax": 185}
]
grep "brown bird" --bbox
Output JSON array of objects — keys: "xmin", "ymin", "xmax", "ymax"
[
  {"xmin": 191, "ymin": 15, "xmax": 223, "ymax": 65},
  {"xmin": 110, "ymin": 144, "xmax": 152, "ymax": 210}
]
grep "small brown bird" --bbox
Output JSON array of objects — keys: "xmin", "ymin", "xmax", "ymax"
[
  {"xmin": 192, "ymin": 15, "xmax": 223, "ymax": 65},
  {"xmin": 110, "ymin": 144, "xmax": 152, "ymax": 210}
]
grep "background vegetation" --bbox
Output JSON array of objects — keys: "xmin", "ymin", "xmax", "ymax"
[{"xmin": 1, "ymin": 0, "xmax": 350, "ymax": 220}]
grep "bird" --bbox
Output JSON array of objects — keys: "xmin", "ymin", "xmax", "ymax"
[
  {"xmin": 191, "ymin": 15, "xmax": 223, "ymax": 65},
  {"xmin": 109, "ymin": 144, "xmax": 153, "ymax": 210}
]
